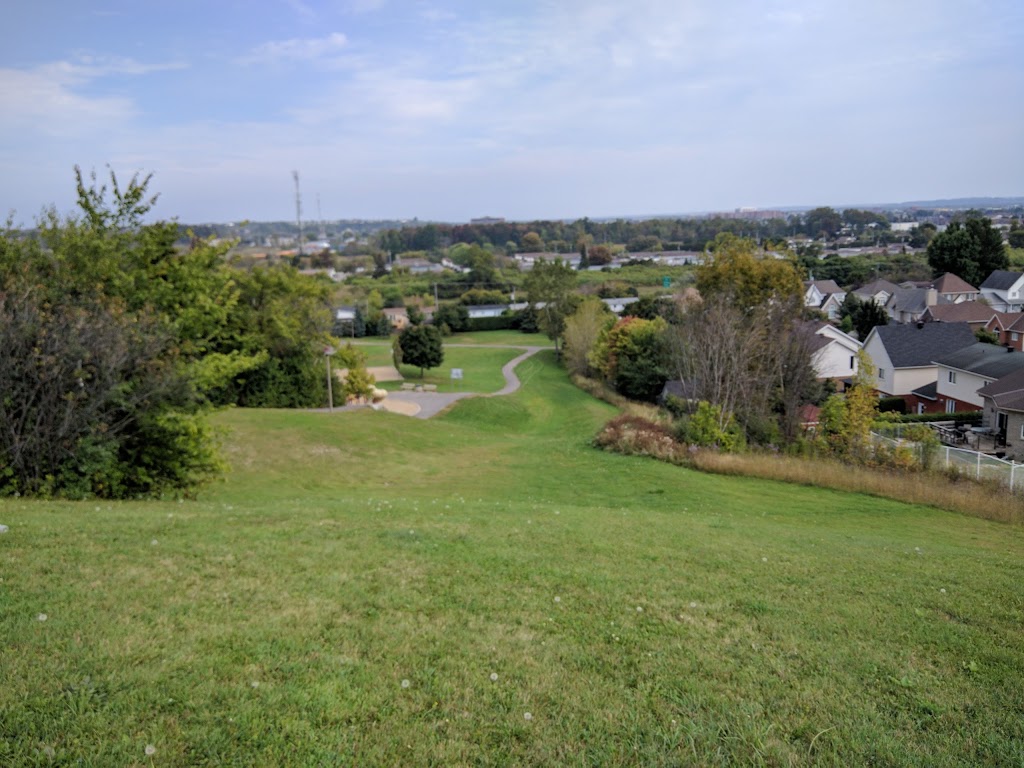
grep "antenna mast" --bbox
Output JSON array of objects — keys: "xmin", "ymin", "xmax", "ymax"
[
  {"xmin": 317, "ymin": 192, "xmax": 326, "ymax": 240},
  {"xmin": 292, "ymin": 170, "xmax": 304, "ymax": 256}
]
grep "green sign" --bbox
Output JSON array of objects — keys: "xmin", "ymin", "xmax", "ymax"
[{"xmin": 662, "ymin": 276, "xmax": 671, "ymax": 288}]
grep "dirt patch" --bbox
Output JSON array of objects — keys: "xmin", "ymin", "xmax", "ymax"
[
  {"xmin": 379, "ymin": 399, "xmax": 420, "ymax": 416},
  {"xmin": 367, "ymin": 366, "xmax": 403, "ymax": 382}
]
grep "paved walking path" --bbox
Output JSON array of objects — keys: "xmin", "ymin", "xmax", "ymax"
[{"xmin": 341, "ymin": 344, "xmax": 547, "ymax": 419}]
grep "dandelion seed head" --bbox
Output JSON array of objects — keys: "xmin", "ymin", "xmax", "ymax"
[
  {"xmin": 554, "ymin": 596, "xmax": 561, "ymax": 603},
  {"xmin": 145, "ymin": 744, "xmax": 156, "ymax": 756},
  {"xmin": 401, "ymin": 679, "xmax": 411, "ymax": 688},
  {"xmin": 689, "ymin": 602, "xmax": 697, "ymax": 608},
  {"xmin": 762, "ymin": 557, "xmax": 768, "ymax": 562},
  {"xmin": 523, "ymin": 712, "xmax": 533, "ymax": 721},
  {"xmin": 151, "ymin": 539, "xmax": 159, "ymax": 546},
  {"xmin": 940, "ymin": 588, "xmax": 946, "ymax": 594},
  {"xmin": 636, "ymin": 606, "xmax": 643, "ymax": 612},
  {"xmin": 42, "ymin": 745, "xmax": 55, "ymax": 758},
  {"xmin": 490, "ymin": 672, "xmax": 498, "ymax": 682},
  {"xmin": 37, "ymin": 613, "xmax": 47, "ymax": 622},
  {"xmin": 251, "ymin": 681, "xmax": 260, "ymax": 688}
]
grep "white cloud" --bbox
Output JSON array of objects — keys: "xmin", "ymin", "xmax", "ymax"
[
  {"xmin": 0, "ymin": 54, "xmax": 183, "ymax": 139},
  {"xmin": 241, "ymin": 32, "xmax": 349, "ymax": 65}
]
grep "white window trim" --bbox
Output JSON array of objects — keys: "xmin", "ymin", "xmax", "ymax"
[{"xmin": 948, "ymin": 371, "xmax": 957, "ymax": 384}]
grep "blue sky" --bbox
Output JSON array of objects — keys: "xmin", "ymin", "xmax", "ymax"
[{"xmin": 2, "ymin": 0, "xmax": 1022, "ymax": 224}]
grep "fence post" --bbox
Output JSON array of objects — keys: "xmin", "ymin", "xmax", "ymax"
[
  {"xmin": 945, "ymin": 446, "xmax": 950, "ymax": 471},
  {"xmin": 977, "ymin": 451, "xmax": 982, "ymax": 480},
  {"xmin": 1012, "ymin": 462, "xmax": 1017, "ymax": 491}
]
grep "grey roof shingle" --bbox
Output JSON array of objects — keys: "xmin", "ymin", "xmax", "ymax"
[
  {"xmin": 873, "ymin": 322, "xmax": 976, "ymax": 368},
  {"xmin": 980, "ymin": 270, "xmax": 1024, "ymax": 291},
  {"xmin": 977, "ymin": 368, "xmax": 1024, "ymax": 412},
  {"xmin": 934, "ymin": 342, "xmax": 1024, "ymax": 378}
]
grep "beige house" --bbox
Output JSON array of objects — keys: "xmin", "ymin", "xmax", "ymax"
[{"xmin": 862, "ymin": 322, "xmax": 976, "ymax": 410}]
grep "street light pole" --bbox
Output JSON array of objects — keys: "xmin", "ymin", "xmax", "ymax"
[{"xmin": 324, "ymin": 346, "xmax": 335, "ymax": 411}]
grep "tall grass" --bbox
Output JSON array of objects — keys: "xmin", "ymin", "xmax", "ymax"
[{"xmin": 689, "ymin": 450, "xmax": 1024, "ymax": 524}]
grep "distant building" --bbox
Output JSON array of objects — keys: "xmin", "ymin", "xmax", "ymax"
[{"xmin": 470, "ymin": 216, "xmax": 505, "ymax": 225}]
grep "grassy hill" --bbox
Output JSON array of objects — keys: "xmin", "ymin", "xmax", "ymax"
[{"xmin": 2, "ymin": 350, "xmax": 1023, "ymax": 765}]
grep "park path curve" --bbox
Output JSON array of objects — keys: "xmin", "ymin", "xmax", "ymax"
[{"xmin": 378, "ymin": 344, "xmax": 547, "ymax": 418}]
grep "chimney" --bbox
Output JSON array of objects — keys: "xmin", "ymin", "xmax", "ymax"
[
  {"xmin": 916, "ymin": 321, "xmax": 924, "ymax": 329},
  {"xmin": 926, "ymin": 287, "xmax": 938, "ymax": 306}
]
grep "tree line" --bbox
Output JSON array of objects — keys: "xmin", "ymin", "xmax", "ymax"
[{"xmin": 0, "ymin": 170, "xmax": 337, "ymax": 499}]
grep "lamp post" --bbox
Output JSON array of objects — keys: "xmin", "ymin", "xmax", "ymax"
[{"xmin": 324, "ymin": 345, "xmax": 336, "ymax": 411}]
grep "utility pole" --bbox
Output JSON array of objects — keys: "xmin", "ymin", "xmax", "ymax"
[{"xmin": 293, "ymin": 170, "xmax": 304, "ymax": 257}]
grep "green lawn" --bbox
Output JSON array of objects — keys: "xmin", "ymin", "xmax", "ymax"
[
  {"xmin": 2, "ymin": 352, "xmax": 1024, "ymax": 765},
  {"xmin": 350, "ymin": 331, "xmax": 549, "ymax": 393}
]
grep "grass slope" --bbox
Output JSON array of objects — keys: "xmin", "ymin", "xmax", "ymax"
[{"xmin": 2, "ymin": 352, "xmax": 1024, "ymax": 765}]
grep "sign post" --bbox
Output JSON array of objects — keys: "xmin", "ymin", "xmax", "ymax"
[{"xmin": 451, "ymin": 368, "xmax": 463, "ymax": 391}]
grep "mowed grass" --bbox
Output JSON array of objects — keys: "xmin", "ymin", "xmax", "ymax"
[
  {"xmin": 2, "ymin": 352, "xmax": 1024, "ymax": 765},
  {"xmin": 351, "ymin": 338, "xmax": 533, "ymax": 393}
]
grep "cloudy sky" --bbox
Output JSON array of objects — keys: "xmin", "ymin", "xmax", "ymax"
[{"xmin": 2, "ymin": 0, "xmax": 1022, "ymax": 224}]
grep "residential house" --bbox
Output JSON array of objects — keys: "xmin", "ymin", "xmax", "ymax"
[
  {"xmin": 921, "ymin": 301, "xmax": 999, "ymax": 331},
  {"xmin": 466, "ymin": 304, "xmax": 509, "ymax": 319},
  {"xmin": 985, "ymin": 312, "xmax": 1024, "ymax": 350},
  {"xmin": 382, "ymin": 307, "xmax": 410, "ymax": 330},
  {"xmin": 977, "ymin": 369, "xmax": 1024, "ymax": 458},
  {"xmin": 934, "ymin": 343, "xmax": 1024, "ymax": 413},
  {"xmin": 885, "ymin": 286, "xmax": 949, "ymax": 324},
  {"xmin": 979, "ymin": 270, "xmax": 1024, "ymax": 312},
  {"xmin": 862, "ymin": 322, "xmax": 976, "ymax": 412},
  {"xmin": 601, "ymin": 296, "xmax": 641, "ymax": 314},
  {"xmin": 804, "ymin": 322, "xmax": 862, "ymax": 389},
  {"xmin": 930, "ymin": 272, "xmax": 979, "ymax": 303},
  {"xmin": 852, "ymin": 278, "xmax": 899, "ymax": 308},
  {"xmin": 804, "ymin": 279, "xmax": 846, "ymax": 319}
]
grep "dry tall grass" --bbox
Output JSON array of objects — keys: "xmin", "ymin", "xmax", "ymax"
[{"xmin": 689, "ymin": 450, "xmax": 1024, "ymax": 524}]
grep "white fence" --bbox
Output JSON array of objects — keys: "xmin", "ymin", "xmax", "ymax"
[{"xmin": 870, "ymin": 430, "xmax": 1024, "ymax": 492}]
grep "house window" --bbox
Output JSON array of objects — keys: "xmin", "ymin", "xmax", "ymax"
[
  {"xmin": 1013, "ymin": 333, "xmax": 1019, "ymax": 342},
  {"xmin": 878, "ymin": 368, "xmax": 885, "ymax": 380},
  {"xmin": 1021, "ymin": 423, "xmax": 1024, "ymax": 440},
  {"xmin": 946, "ymin": 400, "xmax": 956, "ymax": 413},
  {"xmin": 849, "ymin": 356, "xmax": 855, "ymax": 370},
  {"xmin": 948, "ymin": 371, "xmax": 957, "ymax": 384},
  {"xmin": 918, "ymin": 403, "xmax": 926, "ymax": 415}
]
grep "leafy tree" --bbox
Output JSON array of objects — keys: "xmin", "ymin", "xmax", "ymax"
[
  {"xmin": 459, "ymin": 288, "xmax": 507, "ymax": 305},
  {"xmin": 696, "ymin": 233, "xmax": 802, "ymax": 312},
  {"xmin": 839, "ymin": 293, "xmax": 889, "ymax": 340},
  {"xmin": 524, "ymin": 258, "xmax": 578, "ymax": 353},
  {"xmin": 804, "ymin": 207, "xmax": 843, "ymax": 239},
  {"xmin": 336, "ymin": 344, "xmax": 376, "ymax": 401},
  {"xmin": 927, "ymin": 213, "xmax": 1007, "ymax": 286},
  {"xmin": 521, "ymin": 231, "xmax": 545, "ymax": 251},
  {"xmin": 562, "ymin": 299, "xmax": 614, "ymax": 377},
  {"xmin": 398, "ymin": 324, "xmax": 444, "ymax": 377},
  {"xmin": 434, "ymin": 303, "xmax": 469, "ymax": 333},
  {"xmin": 0, "ymin": 169, "xmax": 225, "ymax": 498},
  {"xmin": 817, "ymin": 349, "xmax": 878, "ymax": 460},
  {"xmin": 591, "ymin": 316, "xmax": 669, "ymax": 402},
  {"xmin": 588, "ymin": 244, "xmax": 613, "ymax": 265},
  {"xmin": 406, "ymin": 305, "xmax": 425, "ymax": 325},
  {"xmin": 909, "ymin": 222, "xmax": 937, "ymax": 249}
]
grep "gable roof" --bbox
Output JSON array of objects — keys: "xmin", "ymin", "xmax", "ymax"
[
  {"xmin": 934, "ymin": 342, "xmax": 1024, "ymax": 379},
  {"xmin": 922, "ymin": 302, "xmax": 997, "ymax": 324},
  {"xmin": 870, "ymin": 322, "xmax": 976, "ymax": 368},
  {"xmin": 980, "ymin": 270, "xmax": 1024, "ymax": 291},
  {"xmin": 931, "ymin": 272, "xmax": 978, "ymax": 294},
  {"xmin": 853, "ymin": 279, "xmax": 899, "ymax": 297},
  {"xmin": 887, "ymin": 287, "xmax": 948, "ymax": 315},
  {"xmin": 977, "ymin": 368, "xmax": 1024, "ymax": 412},
  {"xmin": 805, "ymin": 279, "xmax": 843, "ymax": 295}
]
